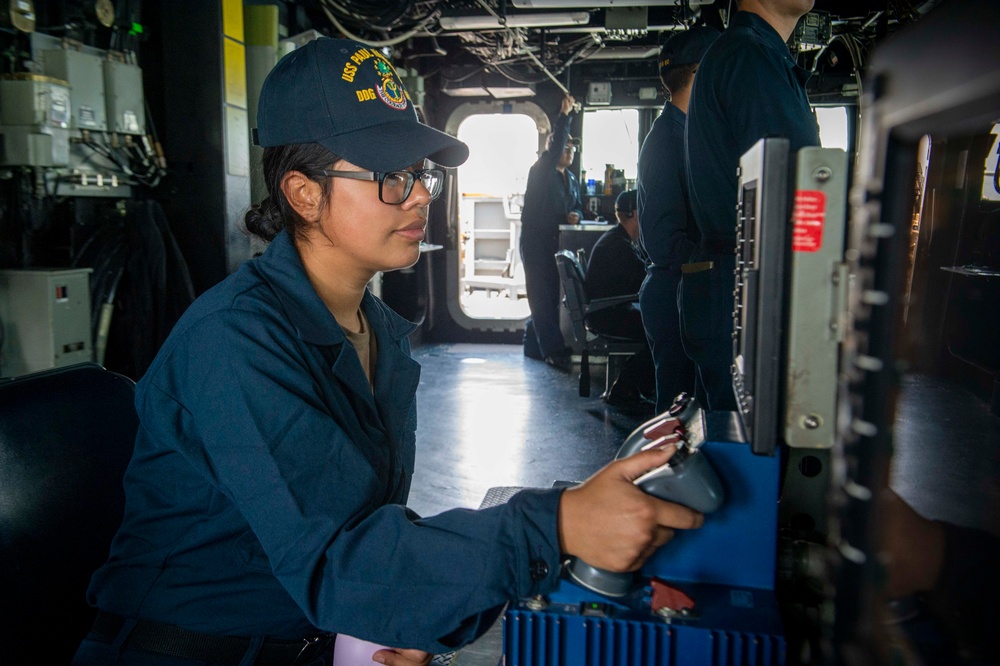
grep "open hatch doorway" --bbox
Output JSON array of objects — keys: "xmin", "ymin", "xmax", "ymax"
[{"xmin": 445, "ymin": 102, "xmax": 553, "ymax": 331}]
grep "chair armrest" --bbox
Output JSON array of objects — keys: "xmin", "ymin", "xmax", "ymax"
[{"xmin": 585, "ymin": 294, "xmax": 639, "ymax": 315}]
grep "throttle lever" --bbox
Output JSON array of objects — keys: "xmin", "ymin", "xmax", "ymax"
[{"xmin": 565, "ymin": 393, "xmax": 725, "ymax": 597}]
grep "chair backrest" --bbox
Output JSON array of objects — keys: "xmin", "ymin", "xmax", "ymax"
[
  {"xmin": 0, "ymin": 363, "xmax": 138, "ymax": 663},
  {"xmin": 554, "ymin": 249, "xmax": 591, "ymax": 344}
]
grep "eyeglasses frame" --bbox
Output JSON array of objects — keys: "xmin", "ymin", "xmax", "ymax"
[{"xmin": 321, "ymin": 168, "xmax": 445, "ymax": 204}]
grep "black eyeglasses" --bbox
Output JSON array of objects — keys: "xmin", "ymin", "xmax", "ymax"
[
  {"xmin": 322, "ymin": 168, "xmax": 445, "ymax": 204},
  {"xmin": 615, "ymin": 208, "xmax": 634, "ymax": 216}
]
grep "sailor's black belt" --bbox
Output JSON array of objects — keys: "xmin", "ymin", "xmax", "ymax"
[
  {"xmin": 89, "ymin": 611, "xmax": 334, "ymax": 665},
  {"xmin": 681, "ymin": 261, "xmax": 715, "ymax": 274}
]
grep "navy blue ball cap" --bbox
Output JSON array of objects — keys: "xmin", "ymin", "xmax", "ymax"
[
  {"xmin": 615, "ymin": 189, "xmax": 637, "ymax": 214},
  {"xmin": 658, "ymin": 25, "xmax": 721, "ymax": 70},
  {"xmin": 255, "ymin": 37, "xmax": 469, "ymax": 172}
]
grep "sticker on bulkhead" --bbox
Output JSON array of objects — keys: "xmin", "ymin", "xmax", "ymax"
[{"xmin": 792, "ymin": 190, "xmax": 826, "ymax": 253}]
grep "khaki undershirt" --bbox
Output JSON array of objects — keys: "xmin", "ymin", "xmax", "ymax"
[{"xmin": 343, "ymin": 308, "xmax": 377, "ymax": 390}]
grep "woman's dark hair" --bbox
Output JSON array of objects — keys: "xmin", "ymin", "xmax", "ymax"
[{"xmin": 244, "ymin": 142, "xmax": 339, "ymax": 243}]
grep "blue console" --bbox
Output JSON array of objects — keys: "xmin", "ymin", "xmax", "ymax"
[{"xmin": 502, "ymin": 405, "xmax": 785, "ymax": 665}]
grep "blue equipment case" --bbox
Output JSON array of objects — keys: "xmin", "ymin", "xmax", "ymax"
[{"xmin": 502, "ymin": 412, "xmax": 786, "ymax": 665}]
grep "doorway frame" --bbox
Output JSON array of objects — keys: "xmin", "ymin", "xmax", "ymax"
[{"xmin": 443, "ymin": 99, "xmax": 552, "ymax": 332}]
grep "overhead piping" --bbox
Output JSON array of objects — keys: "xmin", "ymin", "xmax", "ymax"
[
  {"xmin": 524, "ymin": 48, "xmax": 571, "ymax": 96},
  {"xmin": 320, "ymin": 0, "xmax": 439, "ymax": 46}
]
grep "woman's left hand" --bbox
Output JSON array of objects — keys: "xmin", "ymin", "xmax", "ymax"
[{"xmin": 372, "ymin": 647, "xmax": 433, "ymax": 665}]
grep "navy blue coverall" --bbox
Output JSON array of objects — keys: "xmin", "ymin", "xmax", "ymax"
[
  {"xmin": 74, "ymin": 231, "xmax": 565, "ymax": 664},
  {"xmin": 683, "ymin": 11, "xmax": 820, "ymax": 411},
  {"xmin": 585, "ymin": 223, "xmax": 647, "ymax": 339},
  {"xmin": 519, "ymin": 110, "xmax": 583, "ymax": 360},
  {"xmin": 585, "ymin": 223, "xmax": 655, "ymax": 399},
  {"xmin": 637, "ymin": 101, "xmax": 699, "ymax": 413}
]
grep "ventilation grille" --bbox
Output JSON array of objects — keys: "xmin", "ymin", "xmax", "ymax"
[{"xmin": 504, "ymin": 610, "xmax": 786, "ymax": 665}]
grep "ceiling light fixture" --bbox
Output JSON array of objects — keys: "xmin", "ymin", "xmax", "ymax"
[
  {"xmin": 441, "ymin": 84, "xmax": 536, "ymax": 99},
  {"xmin": 486, "ymin": 86, "xmax": 536, "ymax": 99},
  {"xmin": 439, "ymin": 12, "xmax": 590, "ymax": 31},
  {"xmin": 441, "ymin": 85, "xmax": 490, "ymax": 97}
]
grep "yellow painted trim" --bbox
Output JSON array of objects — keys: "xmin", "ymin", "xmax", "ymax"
[
  {"xmin": 224, "ymin": 37, "xmax": 247, "ymax": 109},
  {"xmin": 222, "ymin": 0, "xmax": 245, "ymax": 42},
  {"xmin": 245, "ymin": 5, "xmax": 279, "ymax": 49}
]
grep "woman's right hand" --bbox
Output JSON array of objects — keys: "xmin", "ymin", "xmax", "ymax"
[
  {"xmin": 557, "ymin": 445, "xmax": 704, "ymax": 572},
  {"xmin": 560, "ymin": 94, "xmax": 577, "ymax": 115}
]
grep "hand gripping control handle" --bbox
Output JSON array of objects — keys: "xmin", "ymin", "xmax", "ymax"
[{"xmin": 565, "ymin": 394, "xmax": 725, "ymax": 597}]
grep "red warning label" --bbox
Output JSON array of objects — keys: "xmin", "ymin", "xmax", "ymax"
[{"xmin": 792, "ymin": 190, "xmax": 826, "ymax": 253}]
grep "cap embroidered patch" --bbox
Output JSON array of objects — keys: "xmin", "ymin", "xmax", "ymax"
[
  {"xmin": 375, "ymin": 59, "xmax": 408, "ymax": 110},
  {"xmin": 343, "ymin": 47, "xmax": 409, "ymax": 110}
]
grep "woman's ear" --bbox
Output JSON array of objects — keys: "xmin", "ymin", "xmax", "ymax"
[{"xmin": 280, "ymin": 171, "xmax": 323, "ymax": 223}]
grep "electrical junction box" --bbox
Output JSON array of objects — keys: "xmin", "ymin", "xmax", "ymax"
[
  {"xmin": 103, "ymin": 55, "xmax": 146, "ymax": 135},
  {"xmin": 586, "ymin": 81, "xmax": 612, "ymax": 106},
  {"xmin": 638, "ymin": 86, "xmax": 659, "ymax": 100},
  {"xmin": 42, "ymin": 47, "xmax": 108, "ymax": 131},
  {"xmin": 605, "ymin": 7, "xmax": 647, "ymax": 40},
  {"xmin": 794, "ymin": 11, "xmax": 832, "ymax": 49},
  {"xmin": 0, "ymin": 73, "xmax": 71, "ymax": 166},
  {"xmin": 0, "ymin": 269, "xmax": 93, "ymax": 378}
]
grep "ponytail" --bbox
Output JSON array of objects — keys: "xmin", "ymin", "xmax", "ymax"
[{"xmin": 243, "ymin": 143, "xmax": 339, "ymax": 243}]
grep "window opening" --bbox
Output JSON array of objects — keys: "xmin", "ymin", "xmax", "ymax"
[
  {"xmin": 579, "ymin": 108, "xmax": 640, "ymax": 222},
  {"xmin": 815, "ymin": 106, "xmax": 849, "ymax": 151}
]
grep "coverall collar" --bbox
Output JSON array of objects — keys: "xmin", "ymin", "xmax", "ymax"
[
  {"xmin": 733, "ymin": 11, "xmax": 812, "ymax": 86},
  {"xmin": 256, "ymin": 230, "xmax": 418, "ymax": 345},
  {"xmin": 733, "ymin": 11, "xmax": 788, "ymax": 48}
]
